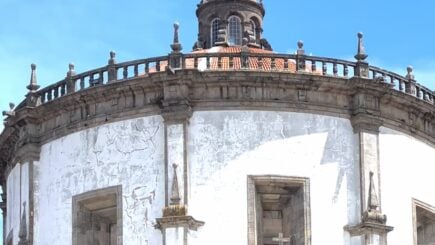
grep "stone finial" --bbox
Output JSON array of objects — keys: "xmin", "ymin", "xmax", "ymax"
[
  {"xmin": 2, "ymin": 103, "xmax": 16, "ymax": 117},
  {"xmin": 170, "ymin": 163, "xmax": 181, "ymax": 205},
  {"xmin": 67, "ymin": 63, "xmax": 76, "ymax": 77},
  {"xmin": 170, "ymin": 22, "xmax": 183, "ymax": 52},
  {"xmin": 18, "ymin": 202, "xmax": 28, "ymax": 245},
  {"xmin": 173, "ymin": 22, "xmax": 180, "ymax": 44},
  {"xmin": 297, "ymin": 40, "xmax": 305, "ymax": 55},
  {"xmin": 108, "ymin": 51, "xmax": 116, "ymax": 65},
  {"xmin": 406, "ymin": 66, "xmax": 415, "ymax": 81},
  {"xmin": 355, "ymin": 32, "xmax": 368, "ymax": 61},
  {"xmin": 367, "ymin": 171, "xmax": 379, "ymax": 211},
  {"xmin": 27, "ymin": 63, "xmax": 40, "ymax": 92}
]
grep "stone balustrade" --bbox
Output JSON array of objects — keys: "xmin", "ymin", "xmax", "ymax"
[{"xmin": 31, "ymin": 51, "xmax": 434, "ymax": 106}]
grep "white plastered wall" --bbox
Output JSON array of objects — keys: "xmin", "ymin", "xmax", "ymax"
[
  {"xmin": 33, "ymin": 116, "xmax": 165, "ymax": 245},
  {"xmin": 187, "ymin": 111, "xmax": 361, "ymax": 245},
  {"xmin": 379, "ymin": 127, "xmax": 435, "ymax": 245}
]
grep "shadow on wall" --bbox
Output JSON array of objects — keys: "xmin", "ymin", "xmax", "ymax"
[
  {"xmin": 320, "ymin": 120, "xmax": 360, "ymax": 226},
  {"xmin": 190, "ymin": 111, "xmax": 359, "ymax": 214}
]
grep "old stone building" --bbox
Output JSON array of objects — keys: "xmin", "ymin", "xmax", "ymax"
[{"xmin": 1, "ymin": 0, "xmax": 435, "ymax": 244}]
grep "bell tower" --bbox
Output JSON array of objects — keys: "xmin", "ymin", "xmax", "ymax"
[{"xmin": 195, "ymin": 0, "xmax": 270, "ymax": 49}]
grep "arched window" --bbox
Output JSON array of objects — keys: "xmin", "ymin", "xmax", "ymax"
[
  {"xmin": 228, "ymin": 16, "xmax": 242, "ymax": 45},
  {"xmin": 250, "ymin": 20, "xmax": 256, "ymax": 41},
  {"xmin": 211, "ymin": 18, "xmax": 220, "ymax": 46}
]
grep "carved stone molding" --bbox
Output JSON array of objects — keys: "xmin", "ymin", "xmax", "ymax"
[
  {"xmin": 1, "ymin": 70, "xmax": 435, "ymax": 175},
  {"xmin": 155, "ymin": 214, "xmax": 205, "ymax": 231}
]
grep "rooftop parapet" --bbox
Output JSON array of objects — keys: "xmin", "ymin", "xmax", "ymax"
[{"xmin": 3, "ymin": 32, "xmax": 432, "ymax": 112}]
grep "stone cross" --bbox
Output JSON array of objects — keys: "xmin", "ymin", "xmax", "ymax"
[{"xmin": 272, "ymin": 232, "xmax": 291, "ymax": 245}]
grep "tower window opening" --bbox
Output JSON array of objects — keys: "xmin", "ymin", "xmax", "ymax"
[
  {"xmin": 211, "ymin": 18, "xmax": 220, "ymax": 46},
  {"xmin": 250, "ymin": 20, "xmax": 257, "ymax": 42},
  {"xmin": 228, "ymin": 16, "xmax": 242, "ymax": 45}
]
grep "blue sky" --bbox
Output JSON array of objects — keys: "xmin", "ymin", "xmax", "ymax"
[{"xmin": 0, "ymin": 0, "xmax": 435, "ymax": 242}]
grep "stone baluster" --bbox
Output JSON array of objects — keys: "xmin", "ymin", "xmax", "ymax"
[
  {"xmin": 258, "ymin": 57, "xmax": 263, "ymax": 70},
  {"xmin": 108, "ymin": 51, "xmax": 117, "ymax": 83},
  {"xmin": 311, "ymin": 60, "xmax": 316, "ymax": 73},
  {"xmin": 145, "ymin": 61, "xmax": 150, "ymax": 73},
  {"xmin": 66, "ymin": 63, "xmax": 77, "ymax": 94},
  {"xmin": 322, "ymin": 61, "xmax": 327, "ymax": 75},
  {"xmin": 241, "ymin": 45, "xmax": 249, "ymax": 68},
  {"xmin": 229, "ymin": 56, "xmax": 234, "ymax": 69},
  {"xmin": 405, "ymin": 66, "xmax": 417, "ymax": 96},
  {"xmin": 194, "ymin": 57, "xmax": 198, "ymax": 69},
  {"xmin": 354, "ymin": 32, "xmax": 369, "ymax": 78},
  {"xmin": 333, "ymin": 63, "xmax": 338, "ymax": 76},
  {"xmin": 271, "ymin": 57, "xmax": 276, "ymax": 70},
  {"xmin": 123, "ymin": 67, "xmax": 128, "ymax": 79},
  {"xmin": 156, "ymin": 61, "xmax": 161, "ymax": 72},
  {"xmin": 206, "ymin": 56, "xmax": 211, "ymax": 69},
  {"xmin": 283, "ymin": 58, "xmax": 288, "ymax": 70},
  {"xmin": 134, "ymin": 65, "xmax": 139, "ymax": 77}
]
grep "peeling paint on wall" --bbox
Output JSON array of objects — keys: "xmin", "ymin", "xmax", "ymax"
[
  {"xmin": 188, "ymin": 111, "xmax": 360, "ymax": 245},
  {"xmin": 33, "ymin": 116, "xmax": 165, "ymax": 245}
]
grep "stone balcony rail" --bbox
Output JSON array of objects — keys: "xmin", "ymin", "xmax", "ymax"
[{"xmin": 31, "ymin": 51, "xmax": 434, "ymax": 107}]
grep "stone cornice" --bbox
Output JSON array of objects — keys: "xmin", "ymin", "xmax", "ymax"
[{"xmin": 0, "ymin": 69, "xmax": 434, "ymax": 174}]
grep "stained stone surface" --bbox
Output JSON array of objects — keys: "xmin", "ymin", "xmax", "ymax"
[
  {"xmin": 188, "ymin": 111, "xmax": 360, "ymax": 245},
  {"xmin": 167, "ymin": 124, "xmax": 185, "ymax": 205},
  {"xmin": 5, "ymin": 162, "xmax": 29, "ymax": 244},
  {"xmin": 379, "ymin": 127, "xmax": 435, "ymax": 245},
  {"xmin": 33, "ymin": 116, "xmax": 165, "ymax": 245}
]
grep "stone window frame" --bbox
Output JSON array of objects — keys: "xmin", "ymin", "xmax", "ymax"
[
  {"xmin": 247, "ymin": 175, "xmax": 312, "ymax": 245},
  {"xmin": 210, "ymin": 18, "xmax": 220, "ymax": 46},
  {"xmin": 72, "ymin": 185, "xmax": 123, "ymax": 245},
  {"xmin": 412, "ymin": 198, "xmax": 435, "ymax": 245},
  {"xmin": 227, "ymin": 15, "xmax": 242, "ymax": 46},
  {"xmin": 250, "ymin": 19, "xmax": 256, "ymax": 41}
]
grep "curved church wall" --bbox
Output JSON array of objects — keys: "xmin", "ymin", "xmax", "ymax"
[
  {"xmin": 32, "ymin": 116, "xmax": 165, "ymax": 245},
  {"xmin": 187, "ymin": 111, "xmax": 361, "ymax": 244},
  {"xmin": 379, "ymin": 127, "xmax": 435, "ymax": 245}
]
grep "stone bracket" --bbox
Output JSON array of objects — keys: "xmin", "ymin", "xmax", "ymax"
[
  {"xmin": 344, "ymin": 222, "xmax": 394, "ymax": 237},
  {"xmin": 155, "ymin": 215, "xmax": 205, "ymax": 231}
]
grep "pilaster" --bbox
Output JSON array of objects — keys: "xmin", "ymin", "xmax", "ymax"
[
  {"xmin": 0, "ymin": 182, "xmax": 6, "ymax": 245},
  {"xmin": 14, "ymin": 143, "xmax": 40, "ymax": 245},
  {"xmin": 346, "ymin": 85, "xmax": 393, "ymax": 244},
  {"xmin": 157, "ymin": 58, "xmax": 204, "ymax": 244}
]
